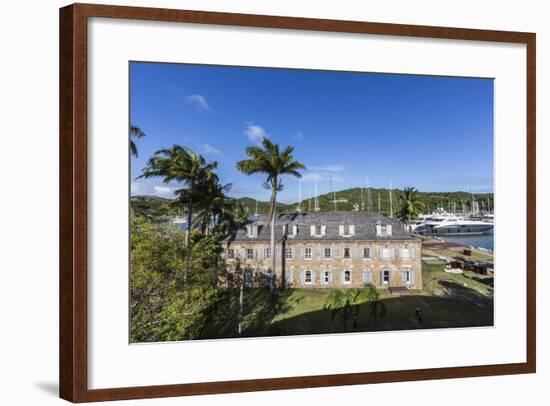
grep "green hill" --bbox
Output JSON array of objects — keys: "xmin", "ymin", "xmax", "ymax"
[
  {"xmin": 131, "ymin": 188, "xmax": 493, "ymax": 218},
  {"xmin": 236, "ymin": 188, "xmax": 493, "ymax": 216}
]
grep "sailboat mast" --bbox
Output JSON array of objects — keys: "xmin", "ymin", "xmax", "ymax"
[
  {"xmin": 389, "ymin": 182, "xmax": 393, "ymax": 218},
  {"xmin": 297, "ymin": 179, "xmax": 302, "ymax": 212},
  {"xmin": 314, "ymin": 176, "xmax": 319, "ymax": 212}
]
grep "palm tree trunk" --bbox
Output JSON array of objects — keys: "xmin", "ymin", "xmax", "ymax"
[
  {"xmin": 270, "ymin": 188, "xmax": 277, "ymax": 290},
  {"xmin": 184, "ymin": 197, "xmax": 193, "ymax": 284}
]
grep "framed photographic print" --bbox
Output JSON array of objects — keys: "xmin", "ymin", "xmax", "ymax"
[{"xmin": 59, "ymin": 3, "xmax": 536, "ymax": 402}]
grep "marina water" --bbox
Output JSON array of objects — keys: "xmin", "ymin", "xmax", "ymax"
[{"xmin": 443, "ymin": 229, "xmax": 494, "ymax": 251}]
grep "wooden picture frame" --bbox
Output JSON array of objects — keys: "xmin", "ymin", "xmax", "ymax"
[{"xmin": 59, "ymin": 3, "xmax": 536, "ymax": 402}]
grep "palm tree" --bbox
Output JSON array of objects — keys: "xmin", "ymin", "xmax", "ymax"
[
  {"xmin": 232, "ymin": 201, "xmax": 249, "ymax": 226},
  {"xmin": 236, "ymin": 138, "xmax": 305, "ymax": 288},
  {"xmin": 193, "ymin": 179, "xmax": 233, "ymax": 235},
  {"xmin": 397, "ymin": 186, "xmax": 425, "ymax": 231},
  {"xmin": 130, "ymin": 125, "xmax": 146, "ymax": 157},
  {"xmin": 138, "ymin": 145, "xmax": 217, "ymax": 282}
]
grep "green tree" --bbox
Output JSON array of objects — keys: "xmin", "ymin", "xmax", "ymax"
[
  {"xmin": 397, "ymin": 186, "xmax": 425, "ymax": 231},
  {"xmin": 130, "ymin": 216, "xmax": 221, "ymax": 342},
  {"xmin": 130, "ymin": 125, "xmax": 146, "ymax": 157},
  {"xmin": 236, "ymin": 138, "xmax": 305, "ymax": 287},
  {"xmin": 138, "ymin": 145, "xmax": 217, "ymax": 282},
  {"xmin": 192, "ymin": 179, "xmax": 233, "ymax": 235},
  {"xmin": 232, "ymin": 201, "xmax": 249, "ymax": 226}
]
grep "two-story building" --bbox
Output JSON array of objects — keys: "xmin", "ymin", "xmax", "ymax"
[{"xmin": 222, "ymin": 211, "xmax": 422, "ymax": 291}]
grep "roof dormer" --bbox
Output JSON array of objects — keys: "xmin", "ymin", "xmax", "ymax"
[
  {"xmin": 310, "ymin": 224, "xmax": 326, "ymax": 237},
  {"xmin": 246, "ymin": 224, "xmax": 258, "ymax": 238},
  {"xmin": 282, "ymin": 224, "xmax": 297, "ymax": 238},
  {"xmin": 339, "ymin": 224, "xmax": 355, "ymax": 237},
  {"xmin": 376, "ymin": 223, "xmax": 392, "ymax": 237}
]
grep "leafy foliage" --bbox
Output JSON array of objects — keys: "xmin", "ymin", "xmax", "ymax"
[
  {"xmin": 130, "ymin": 216, "xmax": 222, "ymax": 342},
  {"xmin": 397, "ymin": 186, "xmax": 426, "ymax": 225},
  {"xmin": 130, "ymin": 125, "xmax": 146, "ymax": 157}
]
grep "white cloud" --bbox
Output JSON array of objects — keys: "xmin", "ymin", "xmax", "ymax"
[
  {"xmin": 201, "ymin": 144, "xmax": 223, "ymax": 156},
  {"xmin": 244, "ymin": 123, "xmax": 269, "ymax": 144},
  {"xmin": 185, "ymin": 94, "xmax": 209, "ymax": 111},
  {"xmin": 153, "ymin": 185, "xmax": 176, "ymax": 197},
  {"xmin": 293, "ymin": 131, "xmax": 304, "ymax": 140},
  {"xmin": 308, "ymin": 164, "xmax": 346, "ymax": 173}
]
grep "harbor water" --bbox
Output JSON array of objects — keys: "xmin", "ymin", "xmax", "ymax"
[{"xmin": 443, "ymin": 229, "xmax": 494, "ymax": 251}]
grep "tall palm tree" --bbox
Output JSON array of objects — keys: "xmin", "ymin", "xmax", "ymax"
[
  {"xmin": 130, "ymin": 125, "xmax": 146, "ymax": 157},
  {"xmin": 138, "ymin": 145, "xmax": 217, "ymax": 282},
  {"xmin": 397, "ymin": 186, "xmax": 425, "ymax": 231},
  {"xmin": 236, "ymin": 138, "xmax": 305, "ymax": 288}
]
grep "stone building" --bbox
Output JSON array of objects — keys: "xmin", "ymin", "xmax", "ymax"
[{"xmin": 222, "ymin": 212, "xmax": 422, "ymax": 290}]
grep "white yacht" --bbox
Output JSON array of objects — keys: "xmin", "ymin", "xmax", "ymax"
[
  {"xmin": 171, "ymin": 216, "xmax": 187, "ymax": 224},
  {"xmin": 414, "ymin": 209, "xmax": 493, "ymax": 235}
]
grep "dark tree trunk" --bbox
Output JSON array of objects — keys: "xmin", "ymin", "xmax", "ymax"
[{"xmin": 184, "ymin": 197, "xmax": 193, "ymax": 284}]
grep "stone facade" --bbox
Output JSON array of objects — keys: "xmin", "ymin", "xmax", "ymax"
[{"xmin": 222, "ymin": 212, "xmax": 422, "ymax": 290}]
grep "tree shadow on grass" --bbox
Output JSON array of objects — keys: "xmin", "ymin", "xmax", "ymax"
[
  {"xmin": 201, "ymin": 288, "xmax": 295, "ymax": 339},
  {"xmin": 269, "ymin": 295, "xmax": 493, "ymax": 337},
  {"xmin": 201, "ymin": 291, "xmax": 494, "ymax": 339}
]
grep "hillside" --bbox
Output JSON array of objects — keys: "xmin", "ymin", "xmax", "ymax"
[
  {"xmin": 241, "ymin": 187, "xmax": 493, "ymax": 216},
  {"xmin": 131, "ymin": 188, "xmax": 493, "ymax": 218}
]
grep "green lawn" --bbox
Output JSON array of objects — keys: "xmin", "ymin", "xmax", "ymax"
[
  {"xmin": 200, "ymin": 248, "xmax": 494, "ymax": 340},
  {"xmin": 202, "ymin": 282, "xmax": 493, "ymax": 340}
]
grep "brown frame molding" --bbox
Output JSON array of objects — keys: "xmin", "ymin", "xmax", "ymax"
[{"xmin": 59, "ymin": 3, "xmax": 536, "ymax": 402}]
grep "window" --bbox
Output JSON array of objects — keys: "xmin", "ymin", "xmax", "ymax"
[
  {"xmin": 401, "ymin": 248, "xmax": 411, "ymax": 259},
  {"xmin": 289, "ymin": 225, "xmax": 297, "ymax": 237},
  {"xmin": 377, "ymin": 224, "xmax": 392, "ymax": 237},
  {"xmin": 246, "ymin": 225, "xmax": 257, "ymax": 238},
  {"xmin": 323, "ymin": 271, "xmax": 331, "ymax": 284},
  {"xmin": 363, "ymin": 271, "xmax": 372, "ymax": 284},
  {"xmin": 246, "ymin": 248, "xmax": 254, "ymax": 260},
  {"xmin": 285, "ymin": 248, "xmax": 294, "ymax": 260},
  {"xmin": 382, "ymin": 270, "xmax": 390, "ymax": 284},
  {"xmin": 245, "ymin": 271, "xmax": 253, "ymax": 284},
  {"xmin": 382, "ymin": 248, "xmax": 393, "ymax": 260},
  {"xmin": 362, "ymin": 247, "xmax": 372, "ymax": 259},
  {"xmin": 305, "ymin": 270, "xmax": 312, "ymax": 284},
  {"xmin": 340, "ymin": 224, "xmax": 355, "ymax": 236},
  {"xmin": 285, "ymin": 270, "xmax": 293, "ymax": 285},
  {"xmin": 311, "ymin": 225, "xmax": 325, "ymax": 237},
  {"xmin": 402, "ymin": 270, "xmax": 411, "ymax": 284},
  {"xmin": 263, "ymin": 248, "xmax": 271, "ymax": 259},
  {"xmin": 343, "ymin": 270, "xmax": 352, "ymax": 284},
  {"xmin": 343, "ymin": 247, "xmax": 351, "ymax": 259},
  {"xmin": 304, "ymin": 247, "xmax": 312, "ymax": 259},
  {"xmin": 227, "ymin": 249, "xmax": 236, "ymax": 259},
  {"xmin": 323, "ymin": 247, "xmax": 332, "ymax": 259}
]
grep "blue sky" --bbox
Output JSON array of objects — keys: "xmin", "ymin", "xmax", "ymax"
[{"xmin": 130, "ymin": 62, "xmax": 494, "ymax": 204}]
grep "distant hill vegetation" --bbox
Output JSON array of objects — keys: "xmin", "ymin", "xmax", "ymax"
[{"xmin": 131, "ymin": 188, "xmax": 493, "ymax": 218}]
